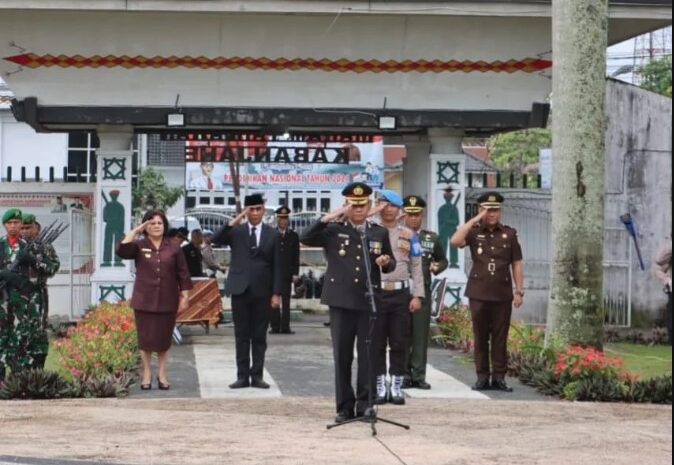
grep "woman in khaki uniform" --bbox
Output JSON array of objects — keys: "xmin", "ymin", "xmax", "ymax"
[{"xmin": 117, "ymin": 210, "xmax": 193, "ymax": 390}]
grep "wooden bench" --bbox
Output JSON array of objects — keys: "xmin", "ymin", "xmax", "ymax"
[{"xmin": 176, "ymin": 278, "xmax": 223, "ymax": 334}]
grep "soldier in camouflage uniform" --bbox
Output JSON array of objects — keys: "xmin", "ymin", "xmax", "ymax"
[
  {"xmin": 0, "ymin": 209, "xmax": 60, "ymax": 382},
  {"xmin": 21, "ymin": 213, "xmax": 60, "ymax": 368},
  {"xmin": 402, "ymin": 196, "xmax": 448, "ymax": 390}
]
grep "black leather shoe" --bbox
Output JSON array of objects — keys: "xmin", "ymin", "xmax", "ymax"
[
  {"xmin": 472, "ymin": 379, "xmax": 491, "ymax": 391},
  {"xmin": 229, "ymin": 379, "xmax": 250, "ymax": 389},
  {"xmin": 401, "ymin": 378, "xmax": 413, "ymax": 389},
  {"xmin": 412, "ymin": 380, "xmax": 432, "ymax": 390},
  {"xmin": 157, "ymin": 377, "xmax": 171, "ymax": 391},
  {"xmin": 251, "ymin": 378, "xmax": 271, "ymax": 389},
  {"xmin": 491, "ymin": 380, "xmax": 514, "ymax": 392},
  {"xmin": 281, "ymin": 329, "xmax": 295, "ymax": 334},
  {"xmin": 334, "ymin": 411, "xmax": 355, "ymax": 424}
]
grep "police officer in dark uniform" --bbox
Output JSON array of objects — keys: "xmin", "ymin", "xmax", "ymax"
[
  {"xmin": 402, "ymin": 195, "xmax": 448, "ymax": 390},
  {"xmin": 301, "ymin": 182, "xmax": 396, "ymax": 423},
  {"xmin": 270, "ymin": 206, "xmax": 300, "ymax": 335},
  {"xmin": 451, "ymin": 192, "xmax": 524, "ymax": 392}
]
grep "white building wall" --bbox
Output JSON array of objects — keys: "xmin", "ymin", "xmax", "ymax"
[{"xmin": 0, "ymin": 110, "xmax": 68, "ymax": 178}]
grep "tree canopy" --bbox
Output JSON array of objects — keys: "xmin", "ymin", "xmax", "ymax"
[
  {"xmin": 486, "ymin": 128, "xmax": 552, "ymax": 175},
  {"xmin": 637, "ymin": 55, "xmax": 672, "ymax": 97},
  {"xmin": 132, "ymin": 167, "xmax": 184, "ymax": 216}
]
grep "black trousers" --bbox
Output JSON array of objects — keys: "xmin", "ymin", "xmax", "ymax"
[
  {"xmin": 469, "ymin": 299, "xmax": 513, "ymax": 381},
  {"xmin": 329, "ymin": 307, "xmax": 373, "ymax": 414},
  {"xmin": 374, "ymin": 289, "xmax": 412, "ymax": 377},
  {"xmin": 271, "ymin": 282, "xmax": 292, "ymax": 332},
  {"xmin": 231, "ymin": 289, "xmax": 271, "ymax": 381}
]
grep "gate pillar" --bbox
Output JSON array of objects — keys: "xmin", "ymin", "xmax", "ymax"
[{"xmin": 90, "ymin": 125, "xmax": 135, "ymax": 304}]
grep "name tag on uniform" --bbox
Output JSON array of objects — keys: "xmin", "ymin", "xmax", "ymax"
[
  {"xmin": 141, "ymin": 248, "xmax": 152, "ymax": 258},
  {"xmin": 421, "ymin": 240, "xmax": 434, "ymax": 251}
]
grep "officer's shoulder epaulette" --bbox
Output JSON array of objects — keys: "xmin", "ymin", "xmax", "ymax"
[
  {"xmin": 368, "ymin": 222, "xmax": 386, "ymax": 232},
  {"xmin": 502, "ymin": 224, "xmax": 518, "ymax": 234}
]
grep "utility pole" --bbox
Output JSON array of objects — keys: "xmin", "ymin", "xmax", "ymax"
[{"xmin": 546, "ymin": 0, "xmax": 609, "ymax": 349}]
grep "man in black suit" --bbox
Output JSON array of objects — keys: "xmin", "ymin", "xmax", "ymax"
[
  {"xmin": 270, "ymin": 206, "xmax": 301, "ymax": 335},
  {"xmin": 212, "ymin": 194, "xmax": 283, "ymax": 389},
  {"xmin": 301, "ymin": 182, "xmax": 396, "ymax": 423}
]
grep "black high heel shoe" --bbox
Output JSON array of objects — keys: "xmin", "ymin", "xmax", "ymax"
[
  {"xmin": 140, "ymin": 380, "xmax": 152, "ymax": 391},
  {"xmin": 157, "ymin": 377, "xmax": 171, "ymax": 391}
]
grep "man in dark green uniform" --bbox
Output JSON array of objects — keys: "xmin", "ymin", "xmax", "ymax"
[
  {"xmin": 19, "ymin": 213, "xmax": 60, "ymax": 369},
  {"xmin": 402, "ymin": 196, "xmax": 448, "ymax": 390},
  {"xmin": 451, "ymin": 192, "xmax": 524, "ymax": 392},
  {"xmin": 0, "ymin": 209, "xmax": 60, "ymax": 381}
]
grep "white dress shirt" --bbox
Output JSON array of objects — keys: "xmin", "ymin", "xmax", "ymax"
[{"xmin": 247, "ymin": 222, "xmax": 263, "ymax": 247}]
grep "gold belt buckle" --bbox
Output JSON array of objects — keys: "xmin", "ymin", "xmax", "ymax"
[{"xmin": 488, "ymin": 263, "xmax": 496, "ymax": 272}]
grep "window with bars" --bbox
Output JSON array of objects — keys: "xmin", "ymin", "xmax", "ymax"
[
  {"xmin": 146, "ymin": 134, "xmax": 186, "ymax": 167},
  {"xmin": 66, "ymin": 132, "xmax": 140, "ymax": 182}
]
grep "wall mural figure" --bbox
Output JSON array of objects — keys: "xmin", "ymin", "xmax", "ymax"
[
  {"xmin": 437, "ymin": 185, "xmax": 461, "ymax": 268},
  {"xmin": 101, "ymin": 190, "xmax": 125, "ymax": 267}
]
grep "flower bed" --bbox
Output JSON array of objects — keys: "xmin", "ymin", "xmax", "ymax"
[{"xmin": 0, "ymin": 302, "xmax": 138, "ymax": 400}]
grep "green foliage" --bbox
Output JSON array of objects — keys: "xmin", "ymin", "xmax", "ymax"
[
  {"xmin": 629, "ymin": 375, "xmax": 673, "ymax": 404},
  {"xmin": 132, "ymin": 167, "xmax": 184, "ymax": 217},
  {"xmin": 434, "ymin": 305, "xmax": 473, "ymax": 352},
  {"xmin": 563, "ymin": 377, "xmax": 630, "ymax": 402},
  {"xmin": 54, "ymin": 302, "xmax": 138, "ymax": 380},
  {"xmin": 73, "ymin": 373, "xmax": 135, "ymax": 398},
  {"xmin": 0, "ymin": 369, "xmax": 76, "ymax": 400},
  {"xmin": 486, "ymin": 128, "xmax": 552, "ymax": 176},
  {"xmin": 637, "ymin": 55, "xmax": 673, "ymax": 97}
]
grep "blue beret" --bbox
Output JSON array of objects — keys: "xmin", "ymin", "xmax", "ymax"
[{"xmin": 378, "ymin": 190, "xmax": 403, "ymax": 208}]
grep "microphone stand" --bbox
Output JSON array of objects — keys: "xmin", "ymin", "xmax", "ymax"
[{"xmin": 327, "ymin": 228, "xmax": 410, "ymax": 436}]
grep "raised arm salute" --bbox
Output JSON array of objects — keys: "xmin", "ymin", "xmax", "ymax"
[{"xmin": 451, "ymin": 192, "xmax": 523, "ymax": 393}]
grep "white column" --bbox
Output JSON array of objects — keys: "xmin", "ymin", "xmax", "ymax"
[
  {"xmin": 90, "ymin": 125, "xmax": 135, "ymax": 304},
  {"xmin": 400, "ymin": 135, "xmax": 432, "ymax": 223},
  {"xmin": 427, "ymin": 129, "xmax": 467, "ymax": 308}
]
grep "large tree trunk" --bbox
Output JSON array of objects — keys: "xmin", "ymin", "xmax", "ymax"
[{"xmin": 546, "ymin": 0, "xmax": 609, "ymax": 349}]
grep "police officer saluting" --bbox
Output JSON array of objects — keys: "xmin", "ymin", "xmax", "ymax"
[
  {"xmin": 402, "ymin": 196, "xmax": 448, "ymax": 390},
  {"xmin": 301, "ymin": 182, "xmax": 396, "ymax": 423},
  {"xmin": 451, "ymin": 192, "xmax": 524, "ymax": 392},
  {"xmin": 372, "ymin": 190, "xmax": 425, "ymax": 405}
]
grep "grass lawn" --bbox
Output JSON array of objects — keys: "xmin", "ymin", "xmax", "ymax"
[{"xmin": 605, "ymin": 343, "xmax": 673, "ymax": 380}]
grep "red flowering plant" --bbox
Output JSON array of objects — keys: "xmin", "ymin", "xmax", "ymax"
[
  {"xmin": 54, "ymin": 301, "xmax": 138, "ymax": 380},
  {"xmin": 552, "ymin": 345, "xmax": 638, "ymax": 400},
  {"xmin": 435, "ymin": 305, "xmax": 474, "ymax": 352}
]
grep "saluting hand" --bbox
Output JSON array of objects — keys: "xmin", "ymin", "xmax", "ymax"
[
  {"xmin": 368, "ymin": 201, "xmax": 387, "ymax": 218},
  {"xmin": 322, "ymin": 205, "xmax": 351, "ymax": 223},
  {"xmin": 132, "ymin": 220, "xmax": 151, "ymax": 236},
  {"xmin": 229, "ymin": 208, "xmax": 249, "ymax": 227},
  {"xmin": 471, "ymin": 208, "xmax": 489, "ymax": 224}
]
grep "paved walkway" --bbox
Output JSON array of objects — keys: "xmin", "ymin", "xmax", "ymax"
[{"xmin": 128, "ymin": 314, "xmax": 545, "ymax": 402}]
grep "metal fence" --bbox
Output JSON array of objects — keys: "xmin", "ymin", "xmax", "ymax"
[
  {"xmin": 466, "ymin": 188, "xmax": 632, "ymax": 327},
  {"xmin": 68, "ymin": 208, "xmax": 95, "ymax": 319}
]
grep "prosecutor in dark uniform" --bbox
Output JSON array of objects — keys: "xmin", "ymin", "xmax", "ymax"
[
  {"xmin": 270, "ymin": 206, "xmax": 300, "ymax": 335},
  {"xmin": 212, "ymin": 194, "xmax": 283, "ymax": 390},
  {"xmin": 182, "ymin": 229, "xmax": 205, "ymax": 277},
  {"xmin": 301, "ymin": 182, "xmax": 396, "ymax": 423},
  {"xmin": 402, "ymin": 196, "xmax": 448, "ymax": 390},
  {"xmin": 451, "ymin": 192, "xmax": 524, "ymax": 392}
]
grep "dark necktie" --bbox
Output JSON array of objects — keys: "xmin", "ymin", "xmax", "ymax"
[{"xmin": 250, "ymin": 226, "xmax": 257, "ymax": 248}]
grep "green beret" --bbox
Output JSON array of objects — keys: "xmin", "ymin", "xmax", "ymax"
[
  {"xmin": 2, "ymin": 208, "xmax": 23, "ymax": 224},
  {"xmin": 22, "ymin": 213, "xmax": 36, "ymax": 225}
]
